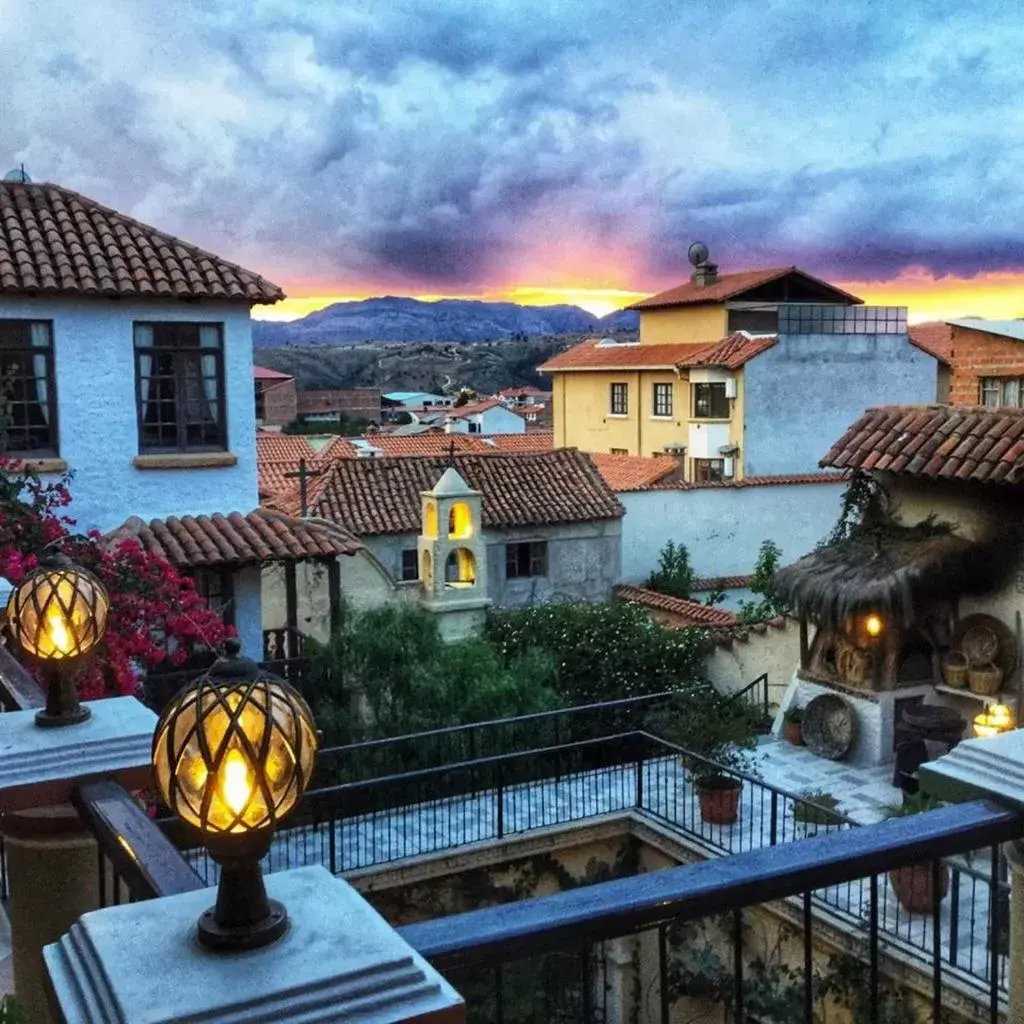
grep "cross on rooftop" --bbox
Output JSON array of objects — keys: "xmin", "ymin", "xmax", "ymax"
[{"xmin": 285, "ymin": 458, "xmax": 316, "ymax": 517}]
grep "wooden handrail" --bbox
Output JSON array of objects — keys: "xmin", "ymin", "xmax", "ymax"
[
  {"xmin": 73, "ymin": 779, "xmax": 205, "ymax": 900},
  {"xmin": 0, "ymin": 643, "xmax": 45, "ymax": 710}
]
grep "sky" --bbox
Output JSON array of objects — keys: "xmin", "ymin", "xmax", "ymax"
[{"xmin": 3, "ymin": 0, "xmax": 1024, "ymax": 321}]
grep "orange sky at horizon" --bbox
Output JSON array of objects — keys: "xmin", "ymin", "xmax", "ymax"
[{"xmin": 254, "ymin": 268, "xmax": 1024, "ymax": 324}]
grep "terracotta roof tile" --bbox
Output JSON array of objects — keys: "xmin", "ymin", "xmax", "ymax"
[
  {"xmin": 253, "ymin": 365, "xmax": 294, "ymax": 380},
  {"xmin": 538, "ymin": 339, "xmax": 708, "ymax": 372},
  {"xmin": 613, "ymin": 585, "xmax": 741, "ymax": 627},
  {"xmin": 678, "ymin": 333, "xmax": 777, "ymax": 369},
  {"xmin": 907, "ymin": 322, "xmax": 953, "ymax": 364},
  {"xmin": 588, "ymin": 453, "xmax": 680, "ymax": 491},
  {"xmin": 271, "ymin": 451, "xmax": 624, "ymax": 535},
  {"xmin": 0, "ymin": 181, "xmax": 283, "ymax": 303},
  {"xmin": 693, "ymin": 575, "xmax": 753, "ymax": 591},
  {"xmin": 643, "ymin": 472, "xmax": 847, "ymax": 492},
  {"xmin": 820, "ymin": 404, "xmax": 1024, "ymax": 484},
  {"xmin": 103, "ymin": 508, "xmax": 362, "ymax": 568},
  {"xmin": 485, "ymin": 431, "xmax": 554, "ymax": 453},
  {"xmin": 627, "ymin": 267, "xmax": 862, "ymax": 310}
]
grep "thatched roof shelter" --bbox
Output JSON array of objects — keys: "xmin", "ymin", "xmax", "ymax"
[{"xmin": 775, "ymin": 530, "xmax": 1017, "ymax": 628}]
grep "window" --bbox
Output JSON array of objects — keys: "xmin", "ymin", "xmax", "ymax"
[
  {"xmin": 0, "ymin": 320, "xmax": 57, "ymax": 455},
  {"xmin": 693, "ymin": 458, "xmax": 725, "ymax": 483},
  {"xmin": 192, "ymin": 569, "xmax": 235, "ymax": 626},
  {"xmin": 254, "ymin": 382, "xmax": 265, "ymax": 423},
  {"xmin": 692, "ymin": 382, "xmax": 729, "ymax": 419},
  {"xmin": 653, "ymin": 382, "xmax": 673, "ymax": 417},
  {"xmin": 506, "ymin": 541, "xmax": 548, "ymax": 579},
  {"xmin": 610, "ymin": 448, "xmax": 629, "ymax": 455},
  {"xmin": 468, "ymin": 420, "xmax": 481, "ymax": 434},
  {"xmin": 135, "ymin": 323, "xmax": 226, "ymax": 453},
  {"xmin": 980, "ymin": 378, "xmax": 1024, "ymax": 408},
  {"xmin": 609, "ymin": 382, "xmax": 628, "ymax": 415},
  {"xmin": 401, "ymin": 549, "xmax": 419, "ymax": 581}
]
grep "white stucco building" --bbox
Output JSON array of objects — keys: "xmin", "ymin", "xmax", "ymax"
[
  {"xmin": 445, "ymin": 399, "xmax": 525, "ymax": 435},
  {"xmin": 0, "ymin": 176, "xmax": 360, "ymax": 672}
]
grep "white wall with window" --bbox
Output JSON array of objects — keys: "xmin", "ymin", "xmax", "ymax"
[{"xmin": 0, "ymin": 297, "xmax": 258, "ymax": 533}]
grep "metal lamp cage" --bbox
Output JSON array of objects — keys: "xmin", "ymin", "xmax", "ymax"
[
  {"xmin": 153, "ymin": 668, "xmax": 318, "ymax": 837},
  {"xmin": 6, "ymin": 560, "xmax": 109, "ymax": 661}
]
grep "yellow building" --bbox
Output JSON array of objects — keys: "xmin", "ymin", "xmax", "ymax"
[{"xmin": 539, "ymin": 261, "xmax": 860, "ymax": 478}]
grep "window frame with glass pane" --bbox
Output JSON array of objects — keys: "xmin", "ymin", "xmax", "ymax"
[
  {"xmin": 0, "ymin": 320, "xmax": 58, "ymax": 456},
  {"xmin": 506, "ymin": 540, "xmax": 548, "ymax": 579},
  {"xmin": 191, "ymin": 568, "xmax": 236, "ymax": 627},
  {"xmin": 652, "ymin": 382, "xmax": 673, "ymax": 418},
  {"xmin": 691, "ymin": 382, "xmax": 730, "ymax": 419},
  {"xmin": 692, "ymin": 458, "xmax": 725, "ymax": 483},
  {"xmin": 979, "ymin": 377, "xmax": 1024, "ymax": 408},
  {"xmin": 134, "ymin": 322, "xmax": 227, "ymax": 453},
  {"xmin": 401, "ymin": 548, "xmax": 419, "ymax": 581},
  {"xmin": 609, "ymin": 382, "xmax": 628, "ymax": 416}
]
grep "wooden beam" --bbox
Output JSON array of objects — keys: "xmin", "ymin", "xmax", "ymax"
[
  {"xmin": 326, "ymin": 557, "xmax": 342, "ymax": 634},
  {"xmin": 284, "ymin": 561, "xmax": 298, "ymax": 633},
  {"xmin": 0, "ymin": 644, "xmax": 46, "ymax": 710}
]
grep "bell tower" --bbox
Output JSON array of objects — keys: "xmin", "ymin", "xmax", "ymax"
[{"xmin": 417, "ymin": 467, "xmax": 490, "ymax": 639}]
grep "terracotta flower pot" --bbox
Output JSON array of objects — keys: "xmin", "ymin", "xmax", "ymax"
[
  {"xmin": 889, "ymin": 862, "xmax": 950, "ymax": 914},
  {"xmin": 784, "ymin": 721, "xmax": 804, "ymax": 746},
  {"xmin": 696, "ymin": 776, "xmax": 742, "ymax": 825}
]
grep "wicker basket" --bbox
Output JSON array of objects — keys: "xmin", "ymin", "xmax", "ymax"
[
  {"xmin": 941, "ymin": 651, "xmax": 969, "ymax": 688},
  {"xmin": 968, "ymin": 661, "xmax": 1003, "ymax": 696},
  {"xmin": 962, "ymin": 624, "xmax": 1000, "ymax": 666}
]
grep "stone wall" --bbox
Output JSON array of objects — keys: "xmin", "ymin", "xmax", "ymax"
[
  {"xmin": 619, "ymin": 482, "xmax": 845, "ymax": 585},
  {"xmin": 705, "ymin": 617, "xmax": 800, "ymax": 707}
]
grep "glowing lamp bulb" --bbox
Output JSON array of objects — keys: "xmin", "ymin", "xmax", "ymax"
[
  {"xmin": 864, "ymin": 615, "xmax": 883, "ymax": 638},
  {"xmin": 220, "ymin": 749, "xmax": 253, "ymax": 816},
  {"xmin": 45, "ymin": 608, "xmax": 72, "ymax": 656}
]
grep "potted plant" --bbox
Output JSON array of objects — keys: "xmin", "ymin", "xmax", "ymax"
[
  {"xmin": 783, "ymin": 706, "xmax": 804, "ymax": 746},
  {"xmin": 884, "ymin": 793, "xmax": 950, "ymax": 913},
  {"xmin": 792, "ymin": 790, "xmax": 843, "ymax": 836},
  {"xmin": 646, "ymin": 691, "xmax": 759, "ymax": 825}
]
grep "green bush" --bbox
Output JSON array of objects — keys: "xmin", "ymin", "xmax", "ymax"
[
  {"xmin": 646, "ymin": 540, "xmax": 696, "ymax": 599},
  {"xmin": 308, "ymin": 604, "xmax": 561, "ymax": 744},
  {"xmin": 739, "ymin": 539, "xmax": 787, "ymax": 624},
  {"xmin": 484, "ymin": 601, "xmax": 710, "ymax": 705},
  {"xmin": 792, "ymin": 791, "xmax": 843, "ymax": 825}
]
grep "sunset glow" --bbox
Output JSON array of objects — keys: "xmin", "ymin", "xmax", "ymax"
[{"xmin": 255, "ymin": 271, "xmax": 1024, "ymax": 325}]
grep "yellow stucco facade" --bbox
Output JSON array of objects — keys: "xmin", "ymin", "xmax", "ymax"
[
  {"xmin": 638, "ymin": 304, "xmax": 728, "ymax": 345},
  {"xmin": 549, "ymin": 301, "xmax": 745, "ymax": 475},
  {"xmin": 552, "ymin": 365, "xmax": 745, "ymax": 475}
]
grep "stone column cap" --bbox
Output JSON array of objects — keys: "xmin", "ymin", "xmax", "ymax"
[
  {"xmin": 0, "ymin": 697, "xmax": 156, "ymax": 812},
  {"xmin": 44, "ymin": 866, "xmax": 466, "ymax": 1024},
  {"xmin": 921, "ymin": 730, "xmax": 1024, "ymax": 810}
]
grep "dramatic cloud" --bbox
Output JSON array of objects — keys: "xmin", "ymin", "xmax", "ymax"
[{"xmin": 3, "ymin": 0, "xmax": 1024, "ymax": 298}]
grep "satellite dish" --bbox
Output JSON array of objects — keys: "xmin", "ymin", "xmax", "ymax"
[
  {"xmin": 688, "ymin": 241, "xmax": 709, "ymax": 267},
  {"xmin": 3, "ymin": 167, "xmax": 31, "ymax": 184}
]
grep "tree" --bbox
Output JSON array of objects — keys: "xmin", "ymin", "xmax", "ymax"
[
  {"xmin": 738, "ymin": 540, "xmax": 786, "ymax": 624},
  {"xmin": 0, "ymin": 458, "xmax": 231, "ymax": 699},
  {"xmin": 647, "ymin": 541, "xmax": 696, "ymax": 599}
]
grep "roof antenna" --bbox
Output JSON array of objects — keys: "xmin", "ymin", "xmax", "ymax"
[{"xmin": 445, "ymin": 439, "xmax": 457, "ymax": 469}]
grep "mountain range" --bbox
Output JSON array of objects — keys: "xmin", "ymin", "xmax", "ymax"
[{"xmin": 252, "ymin": 296, "xmax": 639, "ymax": 347}]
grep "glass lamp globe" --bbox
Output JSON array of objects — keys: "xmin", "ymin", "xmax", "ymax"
[
  {"xmin": 152, "ymin": 639, "xmax": 318, "ymax": 950},
  {"xmin": 6, "ymin": 556, "xmax": 109, "ymax": 661},
  {"xmin": 5, "ymin": 554, "xmax": 109, "ymax": 727}
]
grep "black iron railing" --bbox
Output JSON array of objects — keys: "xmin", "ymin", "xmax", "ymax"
[
  {"xmin": 312, "ymin": 689, "xmax": 678, "ymax": 786},
  {"xmin": 262, "ymin": 626, "xmax": 308, "ymax": 692},
  {"xmin": 727, "ymin": 671, "xmax": 770, "ymax": 724},
  {"xmin": 400, "ymin": 800, "xmax": 1021, "ymax": 1024}
]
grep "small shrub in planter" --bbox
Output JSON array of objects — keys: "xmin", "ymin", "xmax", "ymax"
[
  {"xmin": 884, "ymin": 793, "xmax": 950, "ymax": 913},
  {"xmin": 646, "ymin": 692, "xmax": 759, "ymax": 825},
  {"xmin": 783, "ymin": 706, "xmax": 804, "ymax": 746},
  {"xmin": 792, "ymin": 790, "xmax": 843, "ymax": 834}
]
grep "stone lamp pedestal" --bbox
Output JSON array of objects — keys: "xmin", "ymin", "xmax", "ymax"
[
  {"xmin": 0, "ymin": 697, "xmax": 157, "ymax": 1023},
  {"xmin": 921, "ymin": 730, "xmax": 1024, "ymax": 1024},
  {"xmin": 44, "ymin": 866, "xmax": 466, "ymax": 1024}
]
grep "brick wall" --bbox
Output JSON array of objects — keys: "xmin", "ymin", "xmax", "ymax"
[
  {"xmin": 949, "ymin": 324, "xmax": 1024, "ymax": 405},
  {"xmin": 258, "ymin": 378, "xmax": 298, "ymax": 426},
  {"xmin": 297, "ymin": 388, "xmax": 382, "ymax": 422}
]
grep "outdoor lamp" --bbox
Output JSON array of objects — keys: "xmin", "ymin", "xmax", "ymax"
[
  {"xmin": 864, "ymin": 614, "xmax": 884, "ymax": 638},
  {"xmin": 152, "ymin": 639, "xmax": 318, "ymax": 951},
  {"xmin": 5, "ymin": 553, "xmax": 109, "ymax": 727},
  {"xmin": 974, "ymin": 703, "xmax": 1015, "ymax": 739}
]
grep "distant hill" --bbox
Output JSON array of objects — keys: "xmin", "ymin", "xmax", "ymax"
[{"xmin": 252, "ymin": 296, "xmax": 639, "ymax": 347}]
